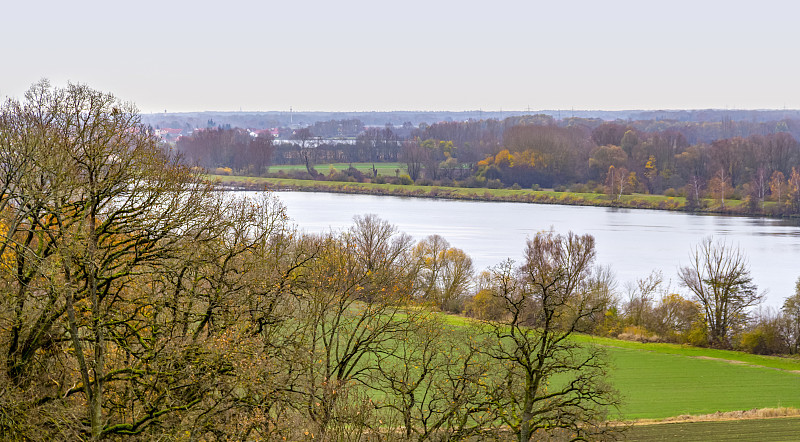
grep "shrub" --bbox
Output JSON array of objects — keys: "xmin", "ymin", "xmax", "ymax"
[
  {"xmin": 530, "ymin": 183, "xmax": 541, "ymax": 191},
  {"xmin": 214, "ymin": 167, "xmax": 233, "ymax": 175},
  {"xmin": 664, "ymin": 188, "xmax": 678, "ymax": 197},
  {"xmin": 617, "ymin": 325, "xmax": 661, "ymax": 343},
  {"xmin": 570, "ymin": 183, "xmax": 589, "ymax": 193},
  {"xmin": 510, "ymin": 183, "xmax": 522, "ymax": 190},
  {"xmin": 460, "ymin": 176, "xmax": 486, "ymax": 188},
  {"xmin": 486, "ymin": 179, "xmax": 504, "ymax": 189},
  {"xmin": 463, "ymin": 289, "xmax": 506, "ymax": 320},
  {"xmin": 397, "ymin": 174, "xmax": 413, "ymax": 185}
]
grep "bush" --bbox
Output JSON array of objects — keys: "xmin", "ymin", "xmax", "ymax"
[
  {"xmin": 510, "ymin": 183, "xmax": 522, "ymax": 190},
  {"xmin": 287, "ymin": 170, "xmax": 315, "ymax": 180},
  {"xmin": 214, "ymin": 167, "xmax": 233, "ymax": 175},
  {"xmin": 737, "ymin": 320, "xmax": 787, "ymax": 355},
  {"xmin": 463, "ymin": 289, "xmax": 506, "ymax": 321},
  {"xmin": 570, "ymin": 183, "xmax": 589, "ymax": 193},
  {"xmin": 460, "ymin": 176, "xmax": 486, "ymax": 188},
  {"xmin": 664, "ymin": 188, "xmax": 678, "ymax": 197},
  {"xmin": 553, "ymin": 185, "xmax": 567, "ymax": 192},
  {"xmin": 415, "ymin": 178, "xmax": 434, "ymax": 186},
  {"xmin": 397, "ymin": 174, "xmax": 413, "ymax": 185},
  {"xmin": 530, "ymin": 183, "xmax": 541, "ymax": 191},
  {"xmin": 617, "ymin": 325, "xmax": 661, "ymax": 343},
  {"xmin": 486, "ymin": 179, "xmax": 504, "ymax": 189}
]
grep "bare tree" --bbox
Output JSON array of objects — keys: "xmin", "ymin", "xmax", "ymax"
[
  {"xmin": 679, "ymin": 238, "xmax": 762, "ymax": 348},
  {"xmin": 479, "ymin": 231, "xmax": 621, "ymax": 441}
]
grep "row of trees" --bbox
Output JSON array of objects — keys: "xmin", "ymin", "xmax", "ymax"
[{"xmin": 175, "ymin": 127, "xmax": 275, "ymax": 175}]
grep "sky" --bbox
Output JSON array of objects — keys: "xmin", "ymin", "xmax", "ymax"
[{"xmin": 2, "ymin": 0, "xmax": 799, "ymax": 113}]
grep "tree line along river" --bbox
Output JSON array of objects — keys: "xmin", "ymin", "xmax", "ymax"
[{"xmin": 250, "ymin": 191, "xmax": 800, "ymax": 308}]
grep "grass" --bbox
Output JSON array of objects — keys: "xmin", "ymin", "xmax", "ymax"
[{"xmin": 607, "ymin": 345, "xmax": 800, "ymax": 419}]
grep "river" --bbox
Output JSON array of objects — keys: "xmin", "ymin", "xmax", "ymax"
[{"xmin": 259, "ymin": 191, "xmax": 800, "ymax": 307}]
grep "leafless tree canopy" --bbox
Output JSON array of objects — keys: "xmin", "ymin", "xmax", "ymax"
[{"xmin": 679, "ymin": 237, "xmax": 762, "ymax": 348}]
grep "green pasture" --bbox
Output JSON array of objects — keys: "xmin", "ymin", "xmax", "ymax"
[
  {"xmin": 438, "ymin": 315, "xmax": 800, "ymax": 420},
  {"xmin": 608, "ymin": 346, "xmax": 800, "ymax": 419}
]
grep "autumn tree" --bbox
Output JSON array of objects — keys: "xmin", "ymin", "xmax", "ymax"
[
  {"xmin": 409, "ymin": 235, "xmax": 474, "ymax": 312},
  {"xmin": 678, "ymin": 238, "xmax": 762, "ymax": 348},
  {"xmin": 769, "ymin": 170, "xmax": 786, "ymax": 205},
  {"xmin": 0, "ymin": 81, "xmax": 236, "ymax": 439},
  {"xmin": 708, "ymin": 168, "xmax": 731, "ymax": 209},
  {"xmin": 589, "ymin": 145, "xmax": 628, "ymax": 180},
  {"xmin": 782, "ymin": 278, "xmax": 800, "ymax": 354},
  {"xmin": 787, "ymin": 167, "xmax": 800, "ymax": 214},
  {"xmin": 290, "ymin": 215, "xmax": 416, "ymax": 439},
  {"xmin": 605, "ymin": 165, "xmax": 631, "ymax": 200}
]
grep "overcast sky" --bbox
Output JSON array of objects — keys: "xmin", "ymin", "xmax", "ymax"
[{"xmin": 2, "ymin": 0, "xmax": 798, "ymax": 113}]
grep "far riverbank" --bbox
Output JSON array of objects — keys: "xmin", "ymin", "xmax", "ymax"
[{"xmin": 209, "ymin": 175, "xmax": 796, "ymax": 219}]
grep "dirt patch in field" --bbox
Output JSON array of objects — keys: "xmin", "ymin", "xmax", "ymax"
[
  {"xmin": 629, "ymin": 407, "xmax": 800, "ymax": 426},
  {"xmin": 692, "ymin": 355, "xmax": 746, "ymax": 364},
  {"xmin": 690, "ymin": 355, "xmax": 800, "ymax": 374}
]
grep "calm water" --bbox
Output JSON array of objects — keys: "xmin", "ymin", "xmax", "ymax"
[{"xmin": 258, "ymin": 191, "xmax": 800, "ymax": 307}]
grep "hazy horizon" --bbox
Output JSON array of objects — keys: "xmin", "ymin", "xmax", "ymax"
[{"xmin": 3, "ymin": 0, "xmax": 799, "ymax": 113}]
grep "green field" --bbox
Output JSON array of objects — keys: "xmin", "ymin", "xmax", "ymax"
[
  {"xmin": 439, "ymin": 315, "xmax": 800, "ymax": 420},
  {"xmin": 624, "ymin": 417, "xmax": 800, "ymax": 441},
  {"xmin": 446, "ymin": 316, "xmax": 800, "ymax": 420},
  {"xmin": 608, "ymin": 346, "xmax": 800, "ymax": 419}
]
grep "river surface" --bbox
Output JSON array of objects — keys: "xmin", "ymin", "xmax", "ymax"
[{"xmin": 258, "ymin": 191, "xmax": 800, "ymax": 307}]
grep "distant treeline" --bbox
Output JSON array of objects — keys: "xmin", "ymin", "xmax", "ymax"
[
  {"xmin": 174, "ymin": 114, "xmax": 800, "ymax": 215},
  {"xmin": 141, "ymin": 109, "xmax": 800, "ymax": 130}
]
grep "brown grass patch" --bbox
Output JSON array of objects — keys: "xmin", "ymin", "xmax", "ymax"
[{"xmin": 629, "ymin": 407, "xmax": 800, "ymax": 426}]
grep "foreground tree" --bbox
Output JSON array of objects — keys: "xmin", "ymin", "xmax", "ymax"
[
  {"xmin": 0, "ymin": 81, "xmax": 238, "ymax": 439},
  {"xmin": 678, "ymin": 238, "xmax": 762, "ymax": 348},
  {"xmin": 480, "ymin": 231, "xmax": 621, "ymax": 441}
]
